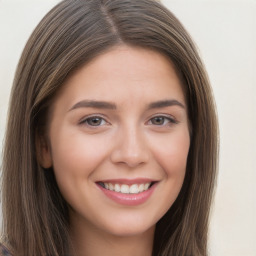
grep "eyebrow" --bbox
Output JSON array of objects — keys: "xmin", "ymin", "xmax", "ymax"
[
  {"xmin": 69, "ymin": 99, "xmax": 185, "ymax": 111},
  {"xmin": 69, "ymin": 100, "xmax": 117, "ymax": 111},
  {"xmin": 148, "ymin": 99, "xmax": 185, "ymax": 109}
]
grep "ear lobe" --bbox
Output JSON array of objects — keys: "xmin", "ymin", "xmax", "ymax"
[{"xmin": 36, "ymin": 134, "xmax": 53, "ymax": 169}]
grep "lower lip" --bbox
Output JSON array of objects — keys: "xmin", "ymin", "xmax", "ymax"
[{"xmin": 97, "ymin": 183, "xmax": 157, "ymax": 206}]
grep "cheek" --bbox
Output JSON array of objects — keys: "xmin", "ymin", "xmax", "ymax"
[
  {"xmin": 146, "ymin": 129, "xmax": 190, "ymax": 220},
  {"xmin": 49, "ymin": 129, "xmax": 112, "ymax": 193},
  {"xmin": 150, "ymin": 129, "xmax": 190, "ymax": 177},
  {"xmin": 49, "ymin": 130, "xmax": 113, "ymax": 209},
  {"xmin": 51, "ymin": 129, "xmax": 109, "ymax": 171}
]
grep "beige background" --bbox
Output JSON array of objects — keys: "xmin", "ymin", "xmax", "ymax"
[{"xmin": 0, "ymin": 0, "xmax": 256, "ymax": 255}]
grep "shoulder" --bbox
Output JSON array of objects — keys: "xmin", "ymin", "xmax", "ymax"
[{"xmin": 0, "ymin": 244, "xmax": 12, "ymax": 256}]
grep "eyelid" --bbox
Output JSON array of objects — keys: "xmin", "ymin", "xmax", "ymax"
[
  {"xmin": 147, "ymin": 114, "xmax": 178, "ymax": 125},
  {"xmin": 77, "ymin": 113, "xmax": 178, "ymax": 127},
  {"xmin": 79, "ymin": 114, "xmax": 110, "ymax": 127}
]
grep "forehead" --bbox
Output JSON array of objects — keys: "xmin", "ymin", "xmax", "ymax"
[{"xmin": 52, "ymin": 45, "xmax": 186, "ymax": 110}]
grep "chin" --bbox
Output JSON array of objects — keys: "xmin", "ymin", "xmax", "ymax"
[
  {"xmin": 107, "ymin": 225, "xmax": 155, "ymax": 238},
  {"xmin": 99, "ymin": 215, "xmax": 156, "ymax": 238}
]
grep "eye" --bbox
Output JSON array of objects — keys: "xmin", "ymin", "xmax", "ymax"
[
  {"xmin": 148, "ymin": 116, "xmax": 177, "ymax": 126},
  {"xmin": 80, "ymin": 116, "xmax": 107, "ymax": 127}
]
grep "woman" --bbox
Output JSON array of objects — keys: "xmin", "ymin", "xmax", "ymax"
[{"xmin": 1, "ymin": 0, "xmax": 218, "ymax": 255}]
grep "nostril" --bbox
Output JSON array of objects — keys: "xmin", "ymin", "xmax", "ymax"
[
  {"xmin": 110, "ymin": 147, "xmax": 150, "ymax": 167},
  {"xmin": 109, "ymin": 130, "xmax": 150, "ymax": 167}
]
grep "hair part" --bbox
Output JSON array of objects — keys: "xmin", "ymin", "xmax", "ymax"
[{"xmin": 1, "ymin": 0, "xmax": 218, "ymax": 255}]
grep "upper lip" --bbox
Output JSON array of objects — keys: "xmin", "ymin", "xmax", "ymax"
[{"xmin": 96, "ymin": 178, "xmax": 158, "ymax": 185}]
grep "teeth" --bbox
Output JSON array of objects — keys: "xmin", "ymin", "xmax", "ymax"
[
  {"xmin": 129, "ymin": 184, "xmax": 139, "ymax": 194},
  {"xmin": 138, "ymin": 184, "xmax": 144, "ymax": 192},
  {"xmin": 109, "ymin": 183, "xmax": 114, "ymax": 191},
  {"xmin": 114, "ymin": 184, "xmax": 121, "ymax": 192},
  {"xmin": 120, "ymin": 184, "xmax": 129, "ymax": 194},
  {"xmin": 102, "ymin": 182, "xmax": 153, "ymax": 194},
  {"xmin": 145, "ymin": 183, "xmax": 150, "ymax": 190}
]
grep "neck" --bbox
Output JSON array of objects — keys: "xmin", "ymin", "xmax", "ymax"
[{"xmin": 70, "ymin": 219, "xmax": 155, "ymax": 256}]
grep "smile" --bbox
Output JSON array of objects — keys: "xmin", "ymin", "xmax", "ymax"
[
  {"xmin": 98, "ymin": 182, "xmax": 152, "ymax": 194},
  {"xmin": 96, "ymin": 179, "xmax": 158, "ymax": 206}
]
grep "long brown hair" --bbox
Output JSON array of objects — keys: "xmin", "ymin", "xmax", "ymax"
[{"xmin": 1, "ymin": 0, "xmax": 218, "ymax": 255}]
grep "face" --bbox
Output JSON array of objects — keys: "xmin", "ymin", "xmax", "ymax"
[{"xmin": 40, "ymin": 45, "xmax": 190, "ymax": 238}]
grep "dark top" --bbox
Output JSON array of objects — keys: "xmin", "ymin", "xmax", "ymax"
[{"xmin": 0, "ymin": 244, "xmax": 12, "ymax": 256}]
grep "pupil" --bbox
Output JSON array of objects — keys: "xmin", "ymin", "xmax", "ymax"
[
  {"xmin": 154, "ymin": 117, "xmax": 164, "ymax": 125},
  {"xmin": 89, "ymin": 118, "xmax": 101, "ymax": 126}
]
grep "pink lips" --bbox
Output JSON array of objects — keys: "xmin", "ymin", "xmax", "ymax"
[{"xmin": 96, "ymin": 179, "xmax": 157, "ymax": 206}]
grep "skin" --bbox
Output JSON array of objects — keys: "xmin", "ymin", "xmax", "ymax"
[{"xmin": 40, "ymin": 45, "xmax": 190, "ymax": 256}]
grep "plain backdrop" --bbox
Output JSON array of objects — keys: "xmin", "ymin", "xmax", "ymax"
[{"xmin": 0, "ymin": 0, "xmax": 255, "ymax": 255}]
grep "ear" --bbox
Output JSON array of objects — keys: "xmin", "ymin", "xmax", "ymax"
[{"xmin": 35, "ymin": 133, "xmax": 53, "ymax": 169}]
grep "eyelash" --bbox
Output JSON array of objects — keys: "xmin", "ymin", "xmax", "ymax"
[
  {"xmin": 79, "ymin": 114, "xmax": 178, "ymax": 128},
  {"xmin": 79, "ymin": 115, "xmax": 108, "ymax": 127},
  {"xmin": 147, "ymin": 115, "xmax": 178, "ymax": 126}
]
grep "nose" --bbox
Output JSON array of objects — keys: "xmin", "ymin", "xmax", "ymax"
[{"xmin": 110, "ymin": 126, "xmax": 150, "ymax": 168}]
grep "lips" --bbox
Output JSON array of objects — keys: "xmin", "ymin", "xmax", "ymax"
[{"xmin": 96, "ymin": 179, "xmax": 157, "ymax": 206}]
